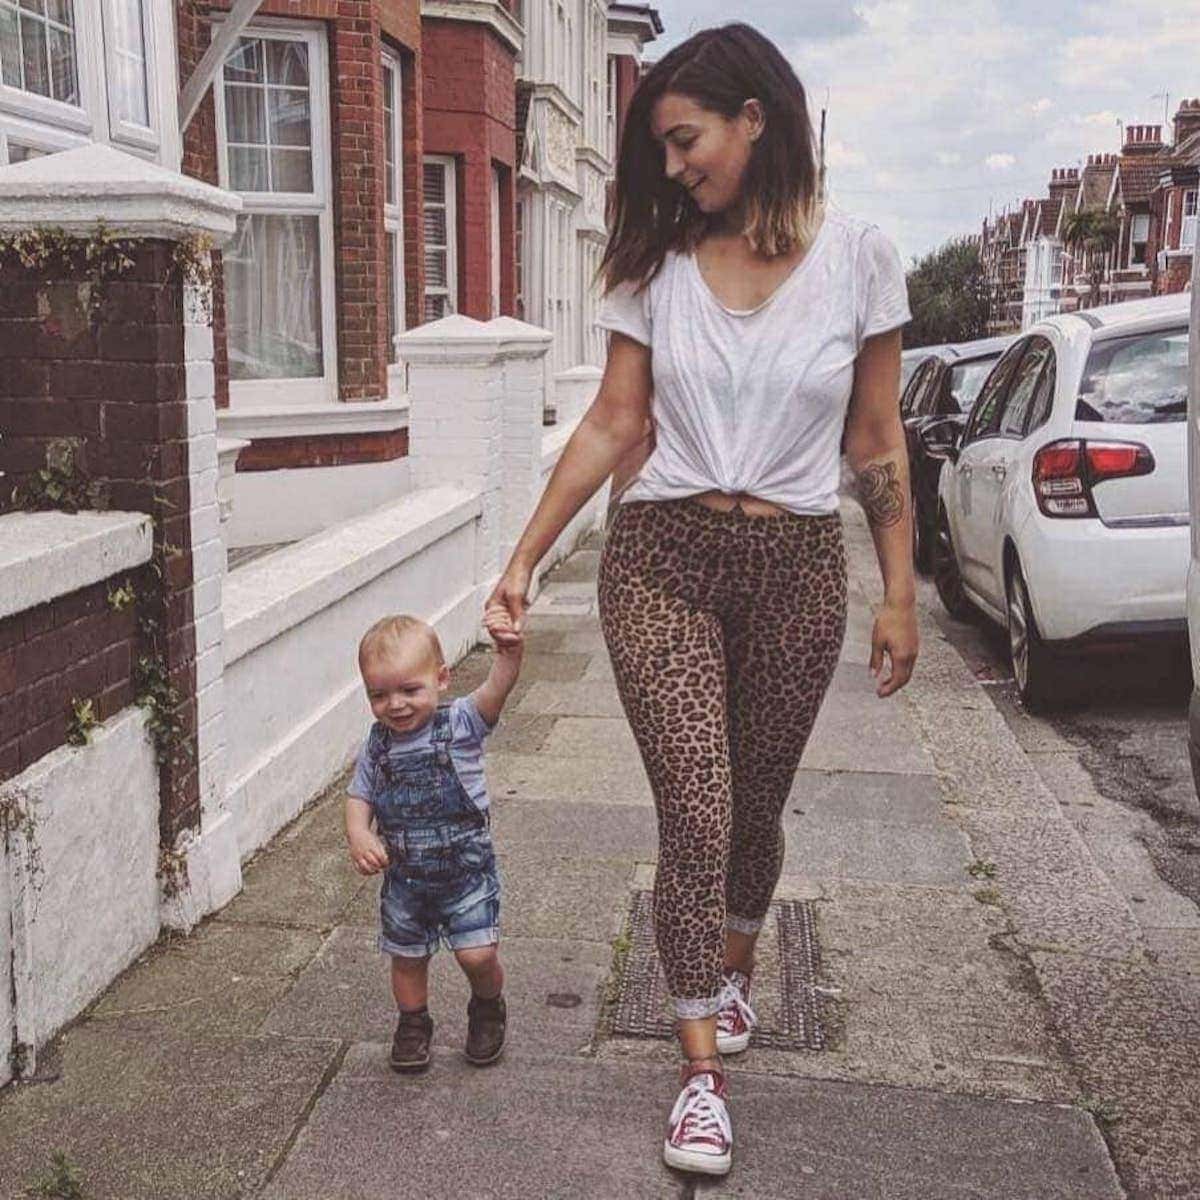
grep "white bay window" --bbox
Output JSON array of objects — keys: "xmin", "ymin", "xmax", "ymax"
[
  {"xmin": 0, "ymin": 0, "xmax": 169, "ymax": 164},
  {"xmin": 215, "ymin": 25, "xmax": 337, "ymax": 402}
]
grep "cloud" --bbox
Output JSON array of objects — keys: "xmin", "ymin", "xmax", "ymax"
[
  {"xmin": 650, "ymin": 1, "xmax": 866, "ymax": 50},
  {"xmin": 936, "ymin": 151, "xmax": 963, "ymax": 165},
  {"xmin": 1029, "ymin": 97, "xmax": 1052, "ymax": 114},
  {"xmin": 986, "ymin": 153, "xmax": 1017, "ymax": 170},
  {"xmin": 826, "ymin": 139, "xmax": 867, "ymax": 167}
]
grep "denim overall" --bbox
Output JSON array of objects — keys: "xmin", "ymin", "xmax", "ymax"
[{"xmin": 373, "ymin": 704, "xmax": 500, "ymax": 958}]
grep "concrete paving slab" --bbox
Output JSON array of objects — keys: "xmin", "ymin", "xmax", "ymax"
[
  {"xmin": 512, "ymin": 679, "xmax": 627, "ymax": 718},
  {"xmin": 488, "ymin": 712, "xmax": 559, "ymax": 754},
  {"xmin": 487, "ymin": 750, "xmax": 654, "ymax": 806},
  {"xmin": 782, "ymin": 814, "xmax": 973, "ymax": 885},
  {"xmin": 491, "ymin": 798, "xmax": 658, "ymax": 859},
  {"xmin": 802, "ymin": 664, "xmax": 938, "ymax": 776},
  {"xmin": 1079, "ymin": 832, "xmax": 1200, "ymax": 930},
  {"xmin": 261, "ymin": 1054, "xmax": 685, "ymax": 1200},
  {"xmin": 0, "ymin": 1026, "xmax": 337, "ymax": 1200},
  {"xmin": 261, "ymin": 927, "xmax": 607, "ymax": 1057},
  {"xmin": 788, "ymin": 768, "xmax": 948, "ymax": 825},
  {"xmin": 1142, "ymin": 926, "xmax": 1200, "ymax": 976},
  {"xmin": 502, "ymin": 649, "xmax": 591, "ymax": 684},
  {"xmin": 692, "ymin": 1074, "xmax": 1121, "ymax": 1200},
  {"xmin": 217, "ymin": 788, "xmax": 364, "ymax": 930},
  {"xmin": 544, "ymin": 549, "xmax": 602, "ymax": 582},
  {"xmin": 88, "ymin": 922, "xmax": 324, "ymax": 1039},
  {"xmin": 543, "ymin": 715, "xmax": 642, "ymax": 759},
  {"xmin": 1033, "ymin": 951, "xmax": 1200, "ymax": 1198}
]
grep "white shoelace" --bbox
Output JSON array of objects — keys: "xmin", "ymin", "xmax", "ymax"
[
  {"xmin": 670, "ymin": 1075, "xmax": 732, "ymax": 1148},
  {"xmin": 716, "ymin": 977, "xmax": 758, "ymax": 1034}
]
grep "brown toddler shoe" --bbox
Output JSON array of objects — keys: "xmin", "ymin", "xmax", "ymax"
[
  {"xmin": 465, "ymin": 993, "xmax": 506, "ymax": 1065},
  {"xmin": 389, "ymin": 1008, "xmax": 433, "ymax": 1073}
]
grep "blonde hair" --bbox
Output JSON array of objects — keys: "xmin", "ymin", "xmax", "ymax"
[{"xmin": 358, "ymin": 615, "xmax": 445, "ymax": 669}]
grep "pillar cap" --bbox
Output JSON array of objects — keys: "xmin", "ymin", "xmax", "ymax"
[
  {"xmin": 0, "ymin": 143, "xmax": 241, "ymax": 245},
  {"xmin": 397, "ymin": 315, "xmax": 553, "ymax": 363}
]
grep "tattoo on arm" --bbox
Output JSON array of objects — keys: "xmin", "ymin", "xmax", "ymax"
[{"xmin": 857, "ymin": 461, "xmax": 905, "ymax": 528}]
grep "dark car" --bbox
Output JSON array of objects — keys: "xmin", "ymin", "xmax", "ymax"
[{"xmin": 899, "ymin": 335, "xmax": 1016, "ymax": 571}]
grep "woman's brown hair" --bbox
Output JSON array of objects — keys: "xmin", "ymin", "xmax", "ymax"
[{"xmin": 600, "ymin": 22, "xmax": 820, "ymax": 294}]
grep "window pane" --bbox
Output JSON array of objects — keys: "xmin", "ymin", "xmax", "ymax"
[
  {"xmin": 20, "ymin": 11, "xmax": 48, "ymax": 95},
  {"xmin": 267, "ymin": 87, "xmax": 310, "ymax": 147},
  {"xmin": 424, "ymin": 205, "xmax": 446, "ymax": 247},
  {"xmin": 47, "ymin": 20, "xmax": 74, "ymax": 101},
  {"xmin": 1, "ymin": 7, "xmax": 21, "ymax": 87},
  {"xmin": 225, "ymin": 213, "xmax": 323, "ymax": 380},
  {"xmin": 225, "ymin": 37, "xmax": 263, "ymax": 84},
  {"xmin": 266, "ymin": 37, "xmax": 307, "ymax": 87},
  {"xmin": 7, "ymin": 141, "xmax": 45, "ymax": 161},
  {"xmin": 46, "ymin": 0, "xmax": 71, "ymax": 23},
  {"xmin": 19, "ymin": 0, "xmax": 46, "ymax": 14},
  {"xmin": 107, "ymin": 0, "xmax": 147, "ymax": 125},
  {"xmin": 383, "ymin": 66, "xmax": 395, "ymax": 205},
  {"xmin": 225, "ymin": 83, "xmax": 265, "ymax": 144},
  {"xmin": 423, "ymin": 162, "xmax": 445, "ymax": 204},
  {"xmin": 270, "ymin": 147, "xmax": 312, "ymax": 192},
  {"xmin": 229, "ymin": 145, "xmax": 268, "ymax": 190},
  {"xmin": 425, "ymin": 247, "xmax": 447, "ymax": 288},
  {"xmin": 424, "ymin": 293, "xmax": 449, "ymax": 322}
]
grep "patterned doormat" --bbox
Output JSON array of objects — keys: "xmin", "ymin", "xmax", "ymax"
[{"xmin": 609, "ymin": 890, "xmax": 828, "ymax": 1051}]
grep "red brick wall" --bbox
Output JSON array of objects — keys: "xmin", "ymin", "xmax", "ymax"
[
  {"xmin": 0, "ymin": 243, "xmax": 200, "ymax": 840},
  {"xmin": 237, "ymin": 428, "xmax": 408, "ymax": 469},
  {"xmin": 422, "ymin": 18, "xmax": 516, "ymax": 320},
  {"xmin": 0, "ymin": 573, "xmax": 144, "ymax": 782}
]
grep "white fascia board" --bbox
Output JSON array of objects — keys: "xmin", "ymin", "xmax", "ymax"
[{"xmin": 217, "ymin": 400, "xmax": 410, "ymax": 442}]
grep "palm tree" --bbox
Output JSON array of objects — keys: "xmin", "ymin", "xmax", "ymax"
[{"xmin": 1062, "ymin": 207, "xmax": 1121, "ymax": 308}]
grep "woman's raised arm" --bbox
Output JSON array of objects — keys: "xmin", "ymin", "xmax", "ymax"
[{"xmin": 485, "ymin": 331, "xmax": 653, "ymax": 639}]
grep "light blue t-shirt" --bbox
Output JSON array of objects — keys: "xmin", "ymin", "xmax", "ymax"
[{"xmin": 347, "ymin": 695, "xmax": 495, "ymax": 810}]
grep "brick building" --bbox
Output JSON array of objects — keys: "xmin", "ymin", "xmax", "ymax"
[{"xmin": 1148, "ymin": 98, "xmax": 1200, "ymax": 296}]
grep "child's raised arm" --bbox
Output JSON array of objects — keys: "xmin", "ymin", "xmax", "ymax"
[{"xmin": 473, "ymin": 604, "xmax": 525, "ymax": 726}]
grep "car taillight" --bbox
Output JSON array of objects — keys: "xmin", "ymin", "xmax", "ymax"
[{"xmin": 1032, "ymin": 439, "xmax": 1155, "ymax": 518}]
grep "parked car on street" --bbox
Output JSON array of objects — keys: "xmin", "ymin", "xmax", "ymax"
[
  {"xmin": 929, "ymin": 293, "xmax": 1191, "ymax": 711},
  {"xmin": 1184, "ymin": 257, "xmax": 1200, "ymax": 797},
  {"xmin": 901, "ymin": 344, "xmax": 945, "ymax": 392},
  {"xmin": 899, "ymin": 335, "xmax": 1015, "ymax": 570}
]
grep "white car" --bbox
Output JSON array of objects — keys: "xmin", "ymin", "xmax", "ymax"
[{"xmin": 930, "ymin": 292, "xmax": 1191, "ymax": 710}]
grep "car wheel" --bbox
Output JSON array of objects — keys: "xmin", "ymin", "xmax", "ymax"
[
  {"xmin": 1005, "ymin": 557, "xmax": 1059, "ymax": 712},
  {"xmin": 933, "ymin": 508, "xmax": 973, "ymax": 619},
  {"xmin": 912, "ymin": 492, "xmax": 933, "ymax": 575}
]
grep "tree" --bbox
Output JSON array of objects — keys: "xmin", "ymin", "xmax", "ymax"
[
  {"xmin": 1062, "ymin": 207, "xmax": 1120, "ymax": 308},
  {"xmin": 903, "ymin": 237, "xmax": 989, "ymax": 349}
]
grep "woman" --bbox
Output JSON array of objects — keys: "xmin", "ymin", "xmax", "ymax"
[{"xmin": 486, "ymin": 22, "xmax": 917, "ymax": 1177}]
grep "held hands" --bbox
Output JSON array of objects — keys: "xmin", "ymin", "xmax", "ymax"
[
  {"xmin": 347, "ymin": 826, "xmax": 389, "ymax": 876},
  {"xmin": 870, "ymin": 599, "xmax": 918, "ymax": 698},
  {"xmin": 484, "ymin": 562, "xmax": 531, "ymax": 649},
  {"xmin": 484, "ymin": 600, "xmax": 524, "ymax": 658}
]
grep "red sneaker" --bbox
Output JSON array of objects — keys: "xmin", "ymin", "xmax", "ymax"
[
  {"xmin": 715, "ymin": 970, "xmax": 757, "ymax": 1054},
  {"xmin": 663, "ymin": 1068, "xmax": 732, "ymax": 1175}
]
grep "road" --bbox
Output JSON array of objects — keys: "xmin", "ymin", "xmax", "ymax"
[{"xmin": 918, "ymin": 571, "xmax": 1200, "ymax": 928}]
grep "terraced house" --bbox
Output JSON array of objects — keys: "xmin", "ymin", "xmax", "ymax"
[{"xmin": 0, "ymin": 0, "xmax": 659, "ymax": 1088}]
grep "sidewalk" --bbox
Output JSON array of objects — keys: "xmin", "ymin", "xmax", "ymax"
[{"xmin": 3, "ymin": 502, "xmax": 1190, "ymax": 1198}]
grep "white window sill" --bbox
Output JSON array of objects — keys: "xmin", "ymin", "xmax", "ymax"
[{"xmin": 216, "ymin": 399, "xmax": 410, "ymax": 442}]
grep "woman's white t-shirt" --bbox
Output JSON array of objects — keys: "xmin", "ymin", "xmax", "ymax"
[{"xmin": 595, "ymin": 207, "xmax": 911, "ymax": 515}]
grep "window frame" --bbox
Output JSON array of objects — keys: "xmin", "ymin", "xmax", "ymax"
[
  {"xmin": 997, "ymin": 336, "xmax": 1053, "ymax": 440},
  {"xmin": 381, "ymin": 47, "xmax": 405, "ymax": 371},
  {"xmin": 422, "ymin": 153, "xmax": 458, "ymax": 323},
  {"xmin": 962, "ymin": 341, "xmax": 1025, "ymax": 448},
  {"xmin": 1182, "ymin": 189, "xmax": 1198, "ymax": 251},
  {"xmin": 1128, "ymin": 211, "xmax": 1150, "ymax": 267},
  {"xmin": 214, "ymin": 21, "xmax": 338, "ymax": 406},
  {"xmin": 100, "ymin": 0, "xmax": 158, "ymax": 152}
]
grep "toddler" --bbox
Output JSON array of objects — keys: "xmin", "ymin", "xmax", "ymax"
[{"xmin": 345, "ymin": 609, "xmax": 522, "ymax": 1071}]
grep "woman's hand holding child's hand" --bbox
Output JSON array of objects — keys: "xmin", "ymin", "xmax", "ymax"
[
  {"xmin": 484, "ymin": 603, "xmax": 524, "ymax": 656},
  {"xmin": 347, "ymin": 827, "xmax": 390, "ymax": 876}
]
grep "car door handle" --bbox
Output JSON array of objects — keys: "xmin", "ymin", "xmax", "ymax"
[
  {"xmin": 960, "ymin": 464, "xmax": 972, "ymax": 478},
  {"xmin": 991, "ymin": 463, "xmax": 1007, "ymax": 478}
]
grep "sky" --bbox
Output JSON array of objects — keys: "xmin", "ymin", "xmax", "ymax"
[{"xmin": 644, "ymin": 1, "xmax": 1200, "ymax": 264}]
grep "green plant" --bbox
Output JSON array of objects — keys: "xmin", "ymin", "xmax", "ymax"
[
  {"xmin": 158, "ymin": 844, "xmax": 189, "ymax": 900},
  {"xmin": 967, "ymin": 858, "xmax": 998, "ymax": 880},
  {"xmin": 106, "ymin": 580, "xmax": 137, "ymax": 612},
  {"xmin": 26, "ymin": 1150, "xmax": 86, "ymax": 1199},
  {"xmin": 10, "ymin": 438, "xmax": 104, "ymax": 514},
  {"xmin": 1062, "ymin": 207, "xmax": 1121, "ymax": 308},
  {"xmin": 973, "ymin": 886, "xmax": 1002, "ymax": 906},
  {"xmin": 134, "ymin": 655, "xmax": 192, "ymax": 769},
  {"xmin": 66, "ymin": 698, "xmax": 98, "ymax": 747}
]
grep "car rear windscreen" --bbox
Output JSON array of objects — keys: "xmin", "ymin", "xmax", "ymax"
[
  {"xmin": 1075, "ymin": 326, "xmax": 1188, "ymax": 424},
  {"xmin": 949, "ymin": 356, "xmax": 999, "ymax": 412}
]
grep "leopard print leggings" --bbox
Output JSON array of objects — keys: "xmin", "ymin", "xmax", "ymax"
[{"xmin": 598, "ymin": 499, "xmax": 847, "ymax": 1018}]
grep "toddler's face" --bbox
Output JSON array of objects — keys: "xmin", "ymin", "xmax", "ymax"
[{"xmin": 360, "ymin": 637, "xmax": 449, "ymax": 735}]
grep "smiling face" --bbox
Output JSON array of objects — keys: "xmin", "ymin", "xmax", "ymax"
[
  {"xmin": 360, "ymin": 634, "xmax": 449, "ymax": 735},
  {"xmin": 650, "ymin": 92, "xmax": 764, "ymax": 217}
]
